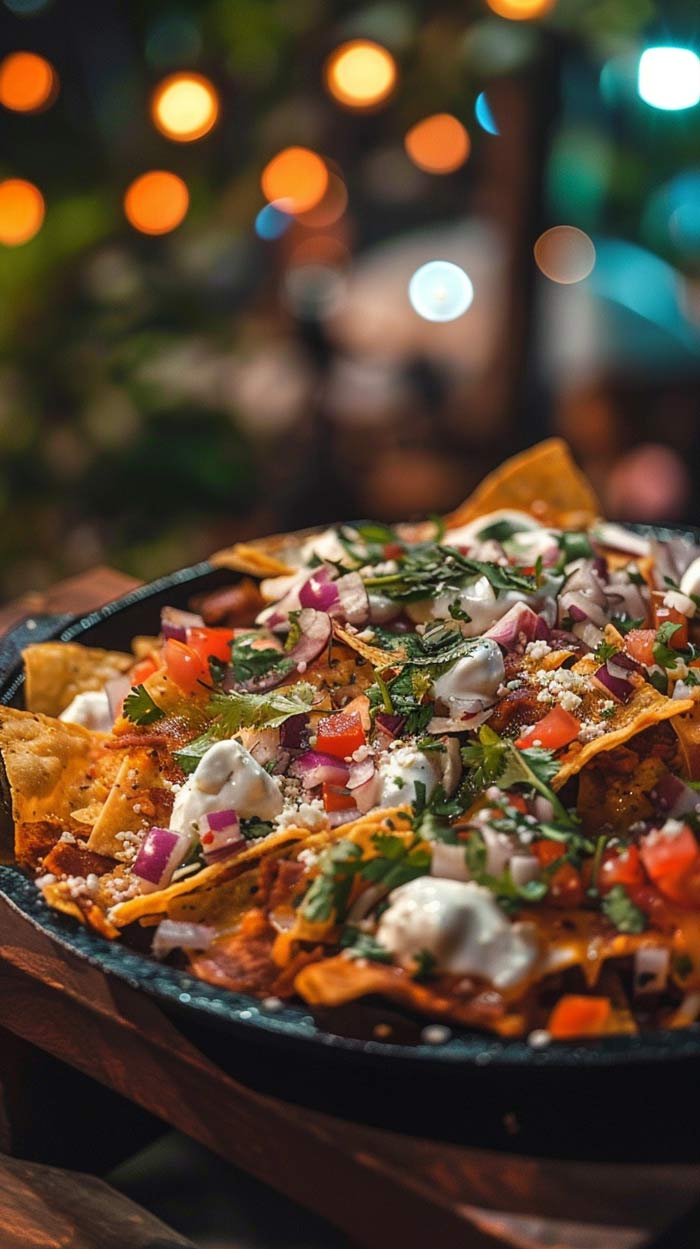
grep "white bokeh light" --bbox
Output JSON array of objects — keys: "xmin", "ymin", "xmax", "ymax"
[
  {"xmin": 408, "ymin": 260, "xmax": 474, "ymax": 321},
  {"xmin": 638, "ymin": 47, "xmax": 700, "ymax": 111}
]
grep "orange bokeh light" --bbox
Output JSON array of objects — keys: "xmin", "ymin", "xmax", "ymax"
[
  {"xmin": 261, "ymin": 147, "xmax": 328, "ymax": 215},
  {"xmin": 325, "ymin": 40, "xmax": 397, "ymax": 110},
  {"xmin": 486, "ymin": 0, "xmax": 556, "ymax": 18},
  {"xmin": 405, "ymin": 114, "xmax": 471, "ymax": 174},
  {"xmin": 296, "ymin": 173, "xmax": 348, "ymax": 228},
  {"xmin": 0, "ymin": 51, "xmax": 57, "ymax": 113},
  {"xmin": 124, "ymin": 171, "xmax": 189, "ymax": 235},
  {"xmin": 0, "ymin": 178, "xmax": 45, "ymax": 246},
  {"xmin": 151, "ymin": 72, "xmax": 219, "ymax": 142}
]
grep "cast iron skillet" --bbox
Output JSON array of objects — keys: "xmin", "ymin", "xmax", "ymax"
[{"xmin": 3, "ymin": 535, "xmax": 700, "ymax": 1161}]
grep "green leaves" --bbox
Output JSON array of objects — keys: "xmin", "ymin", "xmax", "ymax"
[
  {"xmin": 122, "ymin": 684, "xmax": 165, "ymax": 726},
  {"xmin": 362, "ymin": 542, "xmax": 538, "ymax": 603},
  {"xmin": 556, "ymin": 531, "xmax": 593, "ymax": 565},
  {"xmin": 460, "ymin": 725, "xmax": 571, "ymax": 824},
  {"xmin": 601, "ymin": 885, "xmax": 646, "ymax": 934},
  {"xmin": 300, "ymin": 829, "xmax": 432, "ymax": 924},
  {"xmin": 340, "ymin": 928, "xmax": 393, "ymax": 963},
  {"xmin": 653, "ymin": 622, "xmax": 683, "ymax": 669},
  {"xmin": 229, "ymin": 633, "xmax": 294, "ymax": 684},
  {"xmin": 594, "ymin": 640, "xmax": 619, "ymax": 663},
  {"xmin": 209, "ymin": 683, "xmax": 316, "ymax": 733}
]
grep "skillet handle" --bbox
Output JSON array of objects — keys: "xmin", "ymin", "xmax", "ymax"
[{"xmin": 0, "ymin": 613, "xmax": 75, "ymax": 679}]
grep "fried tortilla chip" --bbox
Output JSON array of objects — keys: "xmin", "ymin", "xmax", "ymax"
[
  {"xmin": 331, "ymin": 621, "xmax": 405, "ymax": 668},
  {"xmin": 0, "ymin": 707, "xmax": 118, "ymax": 866},
  {"xmin": 87, "ymin": 748, "xmax": 171, "ymax": 857},
  {"xmin": 672, "ymin": 703, "xmax": 700, "ymax": 781},
  {"xmin": 23, "ymin": 642, "xmax": 133, "ymax": 717},
  {"xmin": 445, "ymin": 438, "xmax": 601, "ymax": 531}
]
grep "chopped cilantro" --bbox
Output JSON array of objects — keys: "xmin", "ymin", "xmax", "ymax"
[
  {"xmin": 122, "ymin": 684, "xmax": 165, "ymax": 726},
  {"xmin": 653, "ymin": 622, "xmax": 683, "ymax": 669},
  {"xmin": 556, "ymin": 531, "xmax": 593, "ymax": 565},
  {"xmin": 477, "ymin": 518, "xmax": 526, "ymax": 542},
  {"xmin": 594, "ymin": 640, "xmax": 619, "ymax": 663},
  {"xmin": 412, "ymin": 948, "xmax": 437, "ymax": 981},
  {"xmin": 601, "ymin": 885, "xmax": 646, "ymax": 934},
  {"xmin": 460, "ymin": 725, "xmax": 571, "ymax": 824},
  {"xmin": 210, "ymin": 683, "xmax": 315, "ymax": 733},
  {"xmin": 240, "ymin": 817, "xmax": 274, "ymax": 840},
  {"xmin": 448, "ymin": 600, "xmax": 471, "ymax": 622},
  {"xmin": 611, "ymin": 615, "xmax": 644, "ymax": 636},
  {"xmin": 339, "ymin": 928, "xmax": 392, "ymax": 963},
  {"xmin": 230, "ymin": 634, "xmax": 294, "ymax": 685},
  {"xmin": 284, "ymin": 610, "xmax": 302, "ymax": 652},
  {"xmin": 362, "ymin": 543, "xmax": 539, "ymax": 603},
  {"xmin": 649, "ymin": 669, "xmax": 669, "ymax": 695},
  {"xmin": 301, "ymin": 840, "xmax": 363, "ymax": 923}
]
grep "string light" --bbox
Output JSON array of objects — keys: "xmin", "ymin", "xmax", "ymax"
[
  {"xmin": 0, "ymin": 178, "xmax": 44, "ymax": 245},
  {"xmin": 534, "ymin": 226, "xmax": 595, "ymax": 284},
  {"xmin": 486, "ymin": 0, "xmax": 556, "ymax": 19},
  {"xmin": 405, "ymin": 114, "xmax": 470, "ymax": 174},
  {"xmin": 261, "ymin": 147, "xmax": 328, "ymax": 214},
  {"xmin": 0, "ymin": 51, "xmax": 57, "ymax": 112},
  {"xmin": 124, "ymin": 171, "xmax": 189, "ymax": 235},
  {"xmin": 408, "ymin": 260, "xmax": 474, "ymax": 321},
  {"xmin": 475, "ymin": 91, "xmax": 499, "ymax": 135},
  {"xmin": 151, "ymin": 72, "xmax": 219, "ymax": 141},
  {"xmin": 295, "ymin": 173, "xmax": 348, "ymax": 228},
  {"xmin": 324, "ymin": 40, "xmax": 397, "ymax": 110},
  {"xmin": 638, "ymin": 48, "xmax": 700, "ymax": 111}
]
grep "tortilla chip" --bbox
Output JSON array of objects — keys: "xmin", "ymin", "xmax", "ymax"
[
  {"xmin": 445, "ymin": 438, "xmax": 600, "ymax": 531},
  {"xmin": 87, "ymin": 749, "xmax": 170, "ymax": 857},
  {"xmin": 0, "ymin": 707, "xmax": 119, "ymax": 866},
  {"xmin": 112, "ymin": 669, "xmax": 208, "ymax": 737},
  {"xmin": 23, "ymin": 642, "xmax": 133, "ymax": 717},
  {"xmin": 108, "ymin": 825, "xmax": 312, "ymax": 927},
  {"xmin": 553, "ymin": 678, "xmax": 694, "ymax": 788},
  {"xmin": 672, "ymin": 703, "xmax": 700, "ymax": 781},
  {"xmin": 331, "ymin": 621, "xmax": 405, "ymax": 668}
]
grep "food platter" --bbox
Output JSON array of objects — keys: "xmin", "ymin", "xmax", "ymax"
[{"xmin": 3, "ymin": 442, "xmax": 700, "ymax": 1157}]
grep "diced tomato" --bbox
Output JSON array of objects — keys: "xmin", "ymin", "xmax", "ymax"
[
  {"xmin": 185, "ymin": 626, "xmax": 234, "ymax": 666},
  {"xmin": 532, "ymin": 839, "xmax": 566, "ymax": 868},
  {"xmin": 624, "ymin": 628, "xmax": 656, "ymax": 668},
  {"xmin": 316, "ymin": 711, "xmax": 366, "ymax": 759},
  {"xmin": 640, "ymin": 823, "xmax": 700, "ymax": 907},
  {"xmin": 548, "ymin": 862, "xmax": 585, "ymax": 908},
  {"xmin": 598, "ymin": 845, "xmax": 645, "ymax": 893},
  {"xmin": 322, "ymin": 783, "xmax": 357, "ymax": 813},
  {"xmin": 130, "ymin": 653, "xmax": 161, "ymax": 685},
  {"xmin": 506, "ymin": 793, "xmax": 528, "ymax": 815},
  {"xmin": 515, "ymin": 705, "xmax": 580, "ymax": 752},
  {"xmin": 163, "ymin": 638, "xmax": 210, "ymax": 694},
  {"xmin": 548, "ymin": 995, "xmax": 611, "ymax": 1040},
  {"xmin": 652, "ymin": 594, "xmax": 689, "ymax": 649},
  {"xmin": 383, "ymin": 542, "xmax": 404, "ymax": 560}
]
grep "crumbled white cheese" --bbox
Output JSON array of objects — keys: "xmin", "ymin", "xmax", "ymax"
[
  {"xmin": 275, "ymin": 799, "xmax": 326, "ymax": 832},
  {"xmin": 59, "ymin": 830, "xmax": 76, "ymax": 844},
  {"xmin": 525, "ymin": 640, "xmax": 552, "ymax": 661},
  {"xmin": 577, "ymin": 721, "xmax": 607, "ymax": 742}
]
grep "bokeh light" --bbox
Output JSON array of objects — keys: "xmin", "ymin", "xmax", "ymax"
[
  {"xmin": 123, "ymin": 171, "xmax": 189, "ymax": 235},
  {"xmin": 151, "ymin": 72, "xmax": 219, "ymax": 141},
  {"xmin": 534, "ymin": 226, "xmax": 596, "ymax": 284},
  {"xmin": 324, "ymin": 40, "xmax": 397, "ymax": 110},
  {"xmin": 255, "ymin": 200, "xmax": 292, "ymax": 240},
  {"xmin": 408, "ymin": 260, "xmax": 474, "ymax": 321},
  {"xmin": 295, "ymin": 173, "xmax": 348, "ymax": 228},
  {"xmin": 0, "ymin": 178, "xmax": 44, "ymax": 245},
  {"xmin": 3, "ymin": 0, "xmax": 52, "ymax": 14},
  {"xmin": 404, "ymin": 114, "xmax": 470, "ymax": 174},
  {"xmin": 0, "ymin": 51, "xmax": 57, "ymax": 112},
  {"xmin": 638, "ymin": 47, "xmax": 700, "ymax": 111},
  {"xmin": 475, "ymin": 91, "xmax": 499, "ymax": 135},
  {"xmin": 261, "ymin": 147, "xmax": 328, "ymax": 214},
  {"xmin": 485, "ymin": 0, "xmax": 556, "ymax": 20}
]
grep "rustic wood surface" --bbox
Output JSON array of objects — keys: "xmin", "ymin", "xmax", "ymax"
[{"xmin": 1, "ymin": 568, "xmax": 700, "ymax": 1249}]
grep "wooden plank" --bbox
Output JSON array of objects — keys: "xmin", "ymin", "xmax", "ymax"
[{"xmin": 0, "ymin": 567, "xmax": 141, "ymax": 635}]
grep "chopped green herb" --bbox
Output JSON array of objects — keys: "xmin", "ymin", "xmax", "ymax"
[
  {"xmin": 301, "ymin": 840, "xmax": 363, "ymax": 923},
  {"xmin": 653, "ymin": 622, "xmax": 683, "ymax": 669},
  {"xmin": 230, "ymin": 633, "xmax": 293, "ymax": 685},
  {"xmin": 412, "ymin": 948, "xmax": 437, "ymax": 981},
  {"xmin": 601, "ymin": 885, "xmax": 646, "ymax": 934},
  {"xmin": 122, "ymin": 684, "xmax": 165, "ymax": 726},
  {"xmin": 594, "ymin": 640, "xmax": 619, "ymax": 663},
  {"xmin": 461, "ymin": 725, "xmax": 571, "ymax": 824},
  {"xmin": 340, "ymin": 928, "xmax": 392, "ymax": 963},
  {"xmin": 210, "ymin": 683, "xmax": 316, "ymax": 733},
  {"xmin": 611, "ymin": 615, "xmax": 644, "ymax": 636}
]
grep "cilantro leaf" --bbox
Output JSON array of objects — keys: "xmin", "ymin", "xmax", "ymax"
[
  {"xmin": 301, "ymin": 840, "xmax": 363, "ymax": 923},
  {"xmin": 601, "ymin": 885, "xmax": 646, "ymax": 934},
  {"xmin": 122, "ymin": 684, "xmax": 165, "ymax": 726},
  {"xmin": 611, "ymin": 615, "xmax": 644, "ymax": 636},
  {"xmin": 461, "ymin": 726, "xmax": 570, "ymax": 824},
  {"xmin": 229, "ymin": 634, "xmax": 294, "ymax": 685},
  {"xmin": 412, "ymin": 948, "xmax": 437, "ymax": 981},
  {"xmin": 653, "ymin": 622, "xmax": 683, "ymax": 669},
  {"xmin": 340, "ymin": 928, "xmax": 393, "ymax": 963},
  {"xmin": 594, "ymin": 640, "xmax": 619, "ymax": 663},
  {"xmin": 557, "ymin": 531, "xmax": 593, "ymax": 565},
  {"xmin": 210, "ymin": 683, "xmax": 316, "ymax": 733}
]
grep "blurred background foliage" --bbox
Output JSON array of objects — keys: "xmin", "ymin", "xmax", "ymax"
[{"xmin": 1, "ymin": 0, "xmax": 700, "ymax": 599}]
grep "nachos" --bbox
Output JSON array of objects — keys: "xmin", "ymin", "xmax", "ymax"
[{"xmin": 6, "ymin": 439, "xmax": 700, "ymax": 1042}]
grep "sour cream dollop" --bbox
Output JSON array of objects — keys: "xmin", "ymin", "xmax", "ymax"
[
  {"xmin": 59, "ymin": 690, "xmax": 112, "ymax": 732},
  {"xmin": 170, "ymin": 739, "xmax": 283, "ymax": 838},
  {"xmin": 376, "ymin": 744, "xmax": 436, "ymax": 808},
  {"xmin": 376, "ymin": 877, "xmax": 538, "ymax": 989},
  {"xmin": 431, "ymin": 639, "xmax": 505, "ymax": 711}
]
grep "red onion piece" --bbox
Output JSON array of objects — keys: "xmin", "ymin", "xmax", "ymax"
[
  {"xmin": 510, "ymin": 854, "xmax": 541, "ymax": 888},
  {"xmin": 561, "ymin": 590, "xmax": 609, "ymax": 628},
  {"xmin": 427, "ymin": 707, "xmax": 494, "ymax": 734},
  {"xmin": 347, "ymin": 756, "xmax": 375, "ymax": 789},
  {"xmin": 593, "ymin": 661, "xmax": 633, "ymax": 703},
  {"xmin": 650, "ymin": 773, "xmax": 700, "ymax": 819},
  {"xmin": 374, "ymin": 712, "xmax": 405, "ymax": 740},
  {"xmin": 153, "ymin": 919, "xmax": 214, "ymax": 960},
  {"xmin": 287, "ymin": 608, "xmax": 332, "ymax": 671},
  {"xmin": 430, "ymin": 842, "xmax": 470, "ymax": 882},
  {"xmin": 482, "ymin": 826, "xmax": 513, "ymax": 877},
  {"xmin": 299, "ymin": 568, "xmax": 340, "ymax": 613},
  {"xmin": 347, "ymin": 755, "xmax": 380, "ymax": 813},
  {"xmin": 335, "ymin": 572, "xmax": 369, "ymax": 626},
  {"xmin": 279, "ymin": 713, "xmax": 309, "ymax": 749},
  {"xmin": 291, "ymin": 750, "xmax": 349, "ymax": 788},
  {"xmin": 484, "ymin": 603, "xmax": 539, "ymax": 652},
  {"xmin": 133, "ymin": 827, "xmax": 190, "ymax": 893},
  {"xmin": 105, "ymin": 675, "xmax": 132, "ymax": 721},
  {"xmin": 206, "ymin": 808, "xmax": 238, "ymax": 832},
  {"xmin": 161, "ymin": 606, "xmax": 204, "ymax": 642},
  {"xmin": 534, "ymin": 615, "xmax": 551, "ymax": 641},
  {"xmin": 567, "ymin": 602, "xmax": 588, "ymax": 623}
]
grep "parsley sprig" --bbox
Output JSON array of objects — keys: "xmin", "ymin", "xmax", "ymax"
[
  {"xmin": 362, "ymin": 543, "xmax": 539, "ymax": 603},
  {"xmin": 122, "ymin": 684, "xmax": 165, "ymax": 726}
]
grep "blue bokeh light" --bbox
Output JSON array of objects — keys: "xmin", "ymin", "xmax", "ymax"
[
  {"xmin": 408, "ymin": 260, "xmax": 474, "ymax": 322},
  {"xmin": 638, "ymin": 47, "xmax": 700, "ymax": 111},
  {"xmin": 255, "ymin": 201, "xmax": 293, "ymax": 241},
  {"xmin": 475, "ymin": 91, "xmax": 499, "ymax": 135}
]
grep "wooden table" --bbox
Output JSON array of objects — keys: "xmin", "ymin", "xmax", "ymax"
[{"xmin": 2, "ymin": 568, "xmax": 700, "ymax": 1249}]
